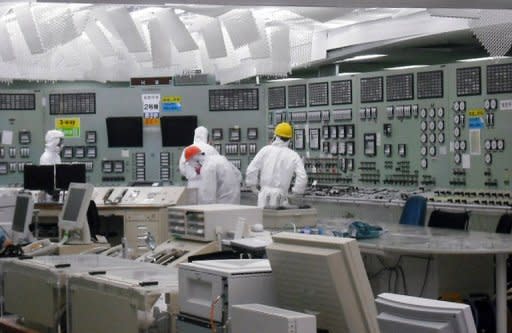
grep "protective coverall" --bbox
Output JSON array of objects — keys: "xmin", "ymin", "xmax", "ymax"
[
  {"xmin": 178, "ymin": 126, "xmax": 218, "ymax": 188},
  {"xmin": 246, "ymin": 137, "xmax": 308, "ymax": 208},
  {"xmin": 40, "ymin": 130, "xmax": 64, "ymax": 165}
]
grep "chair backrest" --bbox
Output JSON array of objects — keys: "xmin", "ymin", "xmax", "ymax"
[
  {"xmin": 495, "ymin": 213, "xmax": 512, "ymax": 234},
  {"xmin": 86, "ymin": 200, "xmax": 100, "ymax": 241},
  {"xmin": 399, "ymin": 196, "xmax": 427, "ymax": 226},
  {"xmin": 428, "ymin": 210, "xmax": 470, "ymax": 230}
]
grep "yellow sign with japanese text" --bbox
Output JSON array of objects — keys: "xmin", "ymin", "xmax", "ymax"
[{"xmin": 55, "ymin": 118, "xmax": 80, "ymax": 138}]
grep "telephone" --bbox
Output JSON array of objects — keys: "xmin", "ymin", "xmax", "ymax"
[
  {"xmin": 121, "ymin": 189, "xmax": 141, "ymax": 204},
  {"xmin": 103, "ymin": 188, "xmax": 128, "ymax": 205},
  {"xmin": 21, "ymin": 239, "xmax": 59, "ymax": 256}
]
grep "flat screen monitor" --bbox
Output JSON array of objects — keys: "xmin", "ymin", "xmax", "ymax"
[
  {"xmin": 11, "ymin": 193, "xmax": 33, "ymax": 243},
  {"xmin": 106, "ymin": 117, "xmax": 143, "ymax": 147},
  {"xmin": 55, "ymin": 164, "xmax": 86, "ymax": 190},
  {"xmin": 375, "ymin": 293, "xmax": 477, "ymax": 333},
  {"xmin": 266, "ymin": 232, "xmax": 380, "ymax": 333},
  {"xmin": 23, "ymin": 165, "xmax": 54, "ymax": 192},
  {"xmin": 59, "ymin": 182, "xmax": 94, "ymax": 244},
  {"xmin": 160, "ymin": 116, "xmax": 198, "ymax": 147}
]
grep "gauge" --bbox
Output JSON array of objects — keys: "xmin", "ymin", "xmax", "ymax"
[
  {"xmin": 453, "ymin": 101, "xmax": 460, "ymax": 112},
  {"xmin": 420, "ymin": 108, "xmax": 427, "ymax": 118},
  {"xmin": 459, "ymin": 101, "xmax": 466, "ymax": 112},
  {"xmin": 437, "ymin": 120, "xmax": 445, "ymax": 131},
  {"xmin": 497, "ymin": 139, "xmax": 505, "ymax": 151},
  {"xmin": 491, "ymin": 139, "xmax": 498, "ymax": 150},
  {"xmin": 438, "ymin": 133, "xmax": 445, "ymax": 143},
  {"xmin": 421, "ymin": 158, "xmax": 428, "ymax": 169},
  {"xmin": 460, "ymin": 140, "xmax": 467, "ymax": 151},
  {"xmin": 437, "ymin": 107, "xmax": 445, "ymax": 118},
  {"xmin": 454, "ymin": 153, "xmax": 461, "ymax": 164},
  {"xmin": 429, "ymin": 121, "xmax": 436, "ymax": 130},
  {"xmin": 454, "ymin": 140, "xmax": 460, "ymax": 150},
  {"xmin": 420, "ymin": 146, "xmax": 428, "ymax": 156},
  {"xmin": 429, "ymin": 133, "xmax": 436, "ymax": 143},
  {"xmin": 421, "ymin": 121, "xmax": 427, "ymax": 131},
  {"xmin": 454, "ymin": 114, "xmax": 460, "ymax": 125},
  {"xmin": 420, "ymin": 133, "xmax": 427, "ymax": 143},
  {"xmin": 428, "ymin": 108, "xmax": 436, "ymax": 118},
  {"xmin": 485, "ymin": 140, "xmax": 491, "ymax": 150},
  {"xmin": 490, "ymin": 99, "xmax": 498, "ymax": 110},
  {"xmin": 485, "ymin": 153, "xmax": 492, "ymax": 165},
  {"xmin": 429, "ymin": 146, "xmax": 437, "ymax": 156},
  {"xmin": 454, "ymin": 127, "xmax": 461, "ymax": 137},
  {"xmin": 484, "ymin": 99, "xmax": 490, "ymax": 110}
]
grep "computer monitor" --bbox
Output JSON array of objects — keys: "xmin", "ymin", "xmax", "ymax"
[
  {"xmin": 58, "ymin": 182, "xmax": 94, "ymax": 244},
  {"xmin": 266, "ymin": 232, "xmax": 380, "ymax": 333},
  {"xmin": 23, "ymin": 165, "xmax": 55, "ymax": 192},
  {"xmin": 11, "ymin": 193, "xmax": 34, "ymax": 244},
  {"xmin": 375, "ymin": 293, "xmax": 477, "ymax": 333},
  {"xmin": 106, "ymin": 117, "xmax": 143, "ymax": 147},
  {"xmin": 160, "ymin": 116, "xmax": 198, "ymax": 147},
  {"xmin": 55, "ymin": 164, "xmax": 86, "ymax": 190}
]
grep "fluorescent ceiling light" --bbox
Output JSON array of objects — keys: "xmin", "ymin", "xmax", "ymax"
[
  {"xmin": 457, "ymin": 56, "xmax": 510, "ymax": 62},
  {"xmin": 385, "ymin": 65, "xmax": 428, "ymax": 70},
  {"xmin": 266, "ymin": 78, "xmax": 302, "ymax": 82},
  {"xmin": 338, "ymin": 54, "xmax": 387, "ymax": 62},
  {"xmin": 337, "ymin": 72, "xmax": 360, "ymax": 76}
]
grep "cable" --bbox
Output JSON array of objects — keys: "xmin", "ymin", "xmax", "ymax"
[
  {"xmin": 210, "ymin": 295, "xmax": 221, "ymax": 333},
  {"xmin": 419, "ymin": 257, "xmax": 432, "ymax": 297}
]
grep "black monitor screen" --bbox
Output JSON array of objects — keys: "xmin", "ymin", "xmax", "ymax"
[
  {"xmin": 12, "ymin": 196, "xmax": 29, "ymax": 233},
  {"xmin": 63, "ymin": 188, "xmax": 85, "ymax": 222},
  {"xmin": 106, "ymin": 117, "xmax": 143, "ymax": 147},
  {"xmin": 56, "ymin": 164, "xmax": 86, "ymax": 190},
  {"xmin": 24, "ymin": 165, "xmax": 54, "ymax": 192},
  {"xmin": 160, "ymin": 116, "xmax": 198, "ymax": 147}
]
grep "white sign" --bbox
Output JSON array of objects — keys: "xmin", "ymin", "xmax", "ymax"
[
  {"xmin": 141, "ymin": 94, "xmax": 161, "ymax": 118},
  {"xmin": 500, "ymin": 99, "xmax": 512, "ymax": 111}
]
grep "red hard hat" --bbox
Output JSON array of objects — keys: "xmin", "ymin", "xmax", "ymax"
[{"xmin": 185, "ymin": 145, "xmax": 202, "ymax": 161}]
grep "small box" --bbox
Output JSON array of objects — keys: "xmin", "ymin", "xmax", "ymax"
[{"xmin": 263, "ymin": 207, "xmax": 317, "ymax": 229}]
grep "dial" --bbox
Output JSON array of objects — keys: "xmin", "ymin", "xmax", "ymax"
[
  {"xmin": 429, "ymin": 133, "xmax": 436, "ymax": 143},
  {"xmin": 497, "ymin": 139, "xmax": 505, "ymax": 151},
  {"xmin": 428, "ymin": 108, "xmax": 436, "ymax": 118},
  {"xmin": 454, "ymin": 140, "xmax": 460, "ymax": 150},
  {"xmin": 460, "ymin": 140, "xmax": 467, "ymax": 151},
  {"xmin": 485, "ymin": 140, "xmax": 491, "ymax": 150},
  {"xmin": 490, "ymin": 99, "xmax": 498, "ymax": 110},
  {"xmin": 453, "ymin": 101, "xmax": 460, "ymax": 112},
  {"xmin": 420, "ymin": 133, "xmax": 427, "ymax": 143},
  {"xmin": 485, "ymin": 153, "xmax": 492, "ymax": 165},
  {"xmin": 454, "ymin": 114, "xmax": 460, "ymax": 125},
  {"xmin": 454, "ymin": 127, "xmax": 461, "ymax": 137},
  {"xmin": 420, "ymin": 146, "xmax": 428, "ymax": 156},
  {"xmin": 437, "ymin": 120, "xmax": 445, "ymax": 131},
  {"xmin": 454, "ymin": 153, "xmax": 462, "ymax": 164},
  {"xmin": 428, "ymin": 121, "xmax": 436, "ymax": 130},
  {"xmin": 429, "ymin": 146, "xmax": 437, "ymax": 156},
  {"xmin": 484, "ymin": 99, "xmax": 491, "ymax": 110},
  {"xmin": 438, "ymin": 133, "xmax": 445, "ymax": 143},
  {"xmin": 491, "ymin": 139, "xmax": 498, "ymax": 150},
  {"xmin": 459, "ymin": 101, "xmax": 466, "ymax": 111},
  {"xmin": 421, "ymin": 158, "xmax": 428, "ymax": 169},
  {"xmin": 421, "ymin": 121, "xmax": 427, "ymax": 131},
  {"xmin": 437, "ymin": 107, "xmax": 445, "ymax": 118},
  {"xmin": 420, "ymin": 108, "xmax": 427, "ymax": 118}
]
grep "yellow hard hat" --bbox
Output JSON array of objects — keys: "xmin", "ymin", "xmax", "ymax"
[{"xmin": 274, "ymin": 122, "xmax": 293, "ymax": 139}]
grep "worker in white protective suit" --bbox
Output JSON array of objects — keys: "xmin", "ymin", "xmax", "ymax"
[
  {"xmin": 184, "ymin": 145, "xmax": 241, "ymax": 204},
  {"xmin": 39, "ymin": 130, "xmax": 64, "ymax": 165},
  {"xmin": 245, "ymin": 122, "xmax": 308, "ymax": 208},
  {"xmin": 179, "ymin": 126, "xmax": 218, "ymax": 188}
]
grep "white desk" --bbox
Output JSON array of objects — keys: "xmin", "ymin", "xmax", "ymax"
[{"xmin": 321, "ymin": 220, "xmax": 512, "ymax": 333}]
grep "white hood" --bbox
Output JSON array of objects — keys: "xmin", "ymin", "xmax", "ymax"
[{"xmin": 193, "ymin": 126, "xmax": 209, "ymax": 144}]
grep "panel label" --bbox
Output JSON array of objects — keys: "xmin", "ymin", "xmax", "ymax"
[
  {"xmin": 468, "ymin": 117, "xmax": 484, "ymax": 129},
  {"xmin": 468, "ymin": 108, "xmax": 485, "ymax": 117},
  {"xmin": 55, "ymin": 117, "xmax": 80, "ymax": 138},
  {"xmin": 162, "ymin": 95, "xmax": 182, "ymax": 112},
  {"xmin": 500, "ymin": 99, "xmax": 512, "ymax": 111},
  {"xmin": 142, "ymin": 94, "xmax": 160, "ymax": 126}
]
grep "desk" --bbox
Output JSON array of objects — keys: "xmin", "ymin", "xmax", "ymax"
[{"xmin": 323, "ymin": 221, "xmax": 512, "ymax": 333}]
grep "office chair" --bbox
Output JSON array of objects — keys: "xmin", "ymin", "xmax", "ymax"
[
  {"xmin": 495, "ymin": 213, "xmax": 512, "ymax": 234},
  {"xmin": 428, "ymin": 210, "xmax": 470, "ymax": 230},
  {"xmin": 399, "ymin": 196, "xmax": 427, "ymax": 226}
]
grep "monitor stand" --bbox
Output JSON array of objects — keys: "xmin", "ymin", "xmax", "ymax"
[{"xmin": 63, "ymin": 221, "xmax": 92, "ymax": 245}]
